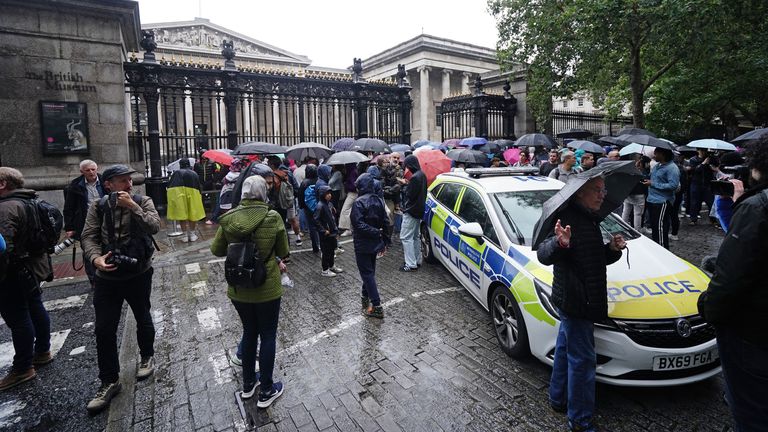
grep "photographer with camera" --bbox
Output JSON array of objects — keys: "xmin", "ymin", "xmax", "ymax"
[
  {"xmin": 80, "ymin": 165, "xmax": 161, "ymax": 414},
  {"xmin": 0, "ymin": 167, "xmax": 53, "ymax": 391},
  {"xmin": 708, "ymin": 152, "xmax": 747, "ymax": 231},
  {"xmin": 698, "ymin": 137, "xmax": 768, "ymax": 431}
]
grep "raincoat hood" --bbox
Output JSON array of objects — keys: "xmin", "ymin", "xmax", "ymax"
[
  {"xmin": 355, "ymin": 173, "xmax": 376, "ymax": 195},
  {"xmin": 248, "ymin": 162, "xmax": 274, "ymax": 178},
  {"xmin": 305, "ymin": 164, "xmax": 318, "ymax": 179},
  {"xmin": 316, "ymin": 184, "xmax": 332, "ymax": 198},
  {"xmin": 366, "ymin": 165, "xmax": 381, "ymax": 179},
  {"xmin": 317, "ymin": 164, "xmax": 332, "ymax": 182},
  {"xmin": 404, "ymin": 154, "xmax": 421, "ymax": 172}
]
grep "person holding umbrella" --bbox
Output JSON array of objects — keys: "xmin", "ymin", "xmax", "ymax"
[
  {"xmin": 536, "ymin": 175, "xmax": 627, "ymax": 432},
  {"xmin": 643, "ymin": 147, "xmax": 680, "ymax": 249}
]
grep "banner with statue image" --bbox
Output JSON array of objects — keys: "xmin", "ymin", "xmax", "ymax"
[{"xmin": 40, "ymin": 101, "xmax": 90, "ymax": 155}]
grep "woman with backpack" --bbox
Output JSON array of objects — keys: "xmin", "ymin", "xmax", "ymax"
[{"xmin": 210, "ymin": 175, "xmax": 290, "ymax": 408}]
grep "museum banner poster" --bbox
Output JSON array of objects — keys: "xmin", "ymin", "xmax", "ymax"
[{"xmin": 40, "ymin": 101, "xmax": 90, "ymax": 155}]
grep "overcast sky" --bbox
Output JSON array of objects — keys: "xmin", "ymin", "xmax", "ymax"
[{"xmin": 135, "ymin": 0, "xmax": 500, "ymax": 68}]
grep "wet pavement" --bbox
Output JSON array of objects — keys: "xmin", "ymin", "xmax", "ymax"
[{"xmin": 0, "ymin": 217, "xmax": 733, "ymax": 431}]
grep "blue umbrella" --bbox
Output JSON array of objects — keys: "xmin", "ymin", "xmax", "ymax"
[
  {"xmin": 459, "ymin": 136, "xmax": 488, "ymax": 147},
  {"xmin": 332, "ymin": 137, "xmax": 355, "ymax": 152}
]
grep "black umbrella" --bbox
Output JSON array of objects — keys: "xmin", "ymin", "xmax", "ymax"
[
  {"xmin": 616, "ymin": 126, "xmax": 656, "ymax": 138},
  {"xmin": 325, "ymin": 151, "xmax": 371, "ymax": 165},
  {"xmin": 515, "ymin": 133, "xmax": 558, "ymax": 149},
  {"xmin": 284, "ymin": 142, "xmax": 332, "ymax": 161},
  {"xmin": 556, "ymin": 128, "xmax": 594, "ymax": 139},
  {"xmin": 597, "ymin": 136, "xmax": 621, "ymax": 146},
  {"xmin": 566, "ymin": 140, "xmax": 606, "ymax": 154},
  {"xmin": 675, "ymin": 145, "xmax": 698, "ymax": 154},
  {"xmin": 351, "ymin": 138, "xmax": 390, "ymax": 153},
  {"xmin": 447, "ymin": 149, "xmax": 488, "ymax": 165},
  {"xmin": 616, "ymin": 134, "xmax": 675, "ymax": 150},
  {"xmin": 233, "ymin": 141, "xmax": 287, "ymax": 155},
  {"xmin": 731, "ymin": 128, "xmax": 768, "ymax": 145},
  {"xmin": 492, "ymin": 139, "xmax": 516, "ymax": 148},
  {"xmin": 531, "ymin": 161, "xmax": 642, "ymax": 250}
]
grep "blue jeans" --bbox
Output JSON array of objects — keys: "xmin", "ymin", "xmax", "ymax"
[
  {"xmin": 549, "ymin": 311, "xmax": 596, "ymax": 430},
  {"xmin": 0, "ymin": 273, "xmax": 50, "ymax": 372},
  {"xmin": 355, "ymin": 252, "xmax": 381, "ymax": 306},
  {"xmin": 717, "ymin": 327, "xmax": 768, "ymax": 432},
  {"xmin": 303, "ymin": 208, "xmax": 320, "ymax": 252},
  {"xmin": 399, "ymin": 213, "xmax": 421, "ymax": 269},
  {"xmin": 232, "ymin": 298, "xmax": 281, "ymax": 393}
]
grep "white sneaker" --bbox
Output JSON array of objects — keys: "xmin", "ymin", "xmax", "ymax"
[
  {"xmin": 321, "ymin": 269, "xmax": 337, "ymax": 277},
  {"xmin": 641, "ymin": 227, "xmax": 652, "ymax": 235},
  {"xmin": 330, "ymin": 266, "xmax": 344, "ymax": 274},
  {"xmin": 188, "ymin": 232, "xmax": 199, "ymax": 242},
  {"xmin": 339, "ymin": 231, "xmax": 352, "ymax": 237},
  {"xmin": 335, "ymin": 247, "xmax": 345, "ymax": 254},
  {"xmin": 670, "ymin": 234, "xmax": 679, "ymax": 241}
]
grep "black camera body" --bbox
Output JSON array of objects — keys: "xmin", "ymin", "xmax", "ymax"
[
  {"xmin": 105, "ymin": 247, "xmax": 139, "ymax": 271},
  {"xmin": 711, "ymin": 165, "xmax": 751, "ymax": 197}
]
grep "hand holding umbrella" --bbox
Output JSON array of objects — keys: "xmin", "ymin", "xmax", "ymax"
[{"xmin": 609, "ymin": 234, "xmax": 627, "ymax": 251}]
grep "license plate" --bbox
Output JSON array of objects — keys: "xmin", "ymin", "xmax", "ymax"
[{"xmin": 652, "ymin": 348, "xmax": 719, "ymax": 371}]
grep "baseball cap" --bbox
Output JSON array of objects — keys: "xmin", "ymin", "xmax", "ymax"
[{"xmin": 102, "ymin": 164, "xmax": 137, "ymax": 181}]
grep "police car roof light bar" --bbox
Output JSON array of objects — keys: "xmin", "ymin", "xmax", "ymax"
[{"xmin": 464, "ymin": 167, "xmax": 540, "ymax": 178}]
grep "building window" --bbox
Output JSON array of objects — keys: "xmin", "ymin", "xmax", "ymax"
[
  {"xmin": 562, "ymin": 100, "xmax": 568, "ymax": 108},
  {"xmin": 578, "ymin": 97, "xmax": 584, "ymax": 107},
  {"xmin": 436, "ymin": 105, "xmax": 442, "ymax": 127}
]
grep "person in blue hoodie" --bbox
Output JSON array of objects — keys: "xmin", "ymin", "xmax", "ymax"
[
  {"xmin": 314, "ymin": 185, "xmax": 343, "ymax": 277},
  {"xmin": 643, "ymin": 147, "xmax": 680, "ymax": 249},
  {"xmin": 316, "ymin": 164, "xmax": 332, "ymax": 190},
  {"xmin": 351, "ymin": 173, "xmax": 391, "ymax": 318}
]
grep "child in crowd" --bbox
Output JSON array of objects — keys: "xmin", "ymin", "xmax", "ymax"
[{"xmin": 314, "ymin": 185, "xmax": 343, "ymax": 277}]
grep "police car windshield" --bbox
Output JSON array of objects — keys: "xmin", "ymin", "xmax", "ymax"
[{"xmin": 492, "ymin": 190, "xmax": 639, "ymax": 245}]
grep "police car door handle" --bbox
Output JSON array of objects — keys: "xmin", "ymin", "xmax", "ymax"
[
  {"xmin": 449, "ymin": 226, "xmax": 459, "ymax": 235},
  {"xmin": 483, "ymin": 263, "xmax": 492, "ymax": 273}
]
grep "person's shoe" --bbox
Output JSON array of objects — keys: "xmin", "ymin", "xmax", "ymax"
[
  {"xmin": 339, "ymin": 231, "xmax": 352, "ymax": 237},
  {"xmin": 550, "ymin": 401, "xmax": 567, "ymax": 414},
  {"xmin": 136, "ymin": 356, "xmax": 155, "ymax": 380},
  {"xmin": 178, "ymin": 235, "xmax": 189, "ymax": 243},
  {"xmin": 569, "ymin": 421, "xmax": 601, "ymax": 432},
  {"xmin": 363, "ymin": 305, "xmax": 384, "ymax": 319},
  {"xmin": 641, "ymin": 227, "xmax": 652, "ymax": 234},
  {"xmin": 689, "ymin": 220, "xmax": 697, "ymax": 226},
  {"xmin": 257, "ymin": 382, "xmax": 284, "ymax": 408},
  {"xmin": 330, "ymin": 266, "xmax": 344, "ymax": 274},
  {"xmin": 312, "ymin": 249, "xmax": 321, "ymax": 256},
  {"xmin": 361, "ymin": 296, "xmax": 370, "ymax": 310},
  {"xmin": 86, "ymin": 381, "xmax": 122, "ymax": 414},
  {"xmin": 399, "ymin": 265, "xmax": 416, "ymax": 272},
  {"xmin": 32, "ymin": 351, "xmax": 53, "ymax": 367},
  {"xmin": 0, "ymin": 368, "xmax": 36, "ymax": 391},
  {"xmin": 321, "ymin": 269, "xmax": 337, "ymax": 277},
  {"xmin": 669, "ymin": 234, "xmax": 679, "ymax": 241},
  {"xmin": 205, "ymin": 220, "xmax": 214, "ymax": 225},
  {"xmin": 188, "ymin": 232, "xmax": 199, "ymax": 242},
  {"xmin": 335, "ymin": 246, "xmax": 345, "ymax": 254},
  {"xmin": 241, "ymin": 373, "xmax": 261, "ymax": 400},
  {"xmin": 376, "ymin": 251, "xmax": 385, "ymax": 259},
  {"xmin": 230, "ymin": 354, "xmax": 242, "ymax": 367},
  {"xmin": 296, "ymin": 236, "xmax": 303, "ymax": 246}
]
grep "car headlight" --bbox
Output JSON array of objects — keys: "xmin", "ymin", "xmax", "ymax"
[{"xmin": 533, "ymin": 278, "xmax": 559, "ymax": 320}]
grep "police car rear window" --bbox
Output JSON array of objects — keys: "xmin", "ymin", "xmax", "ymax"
[{"xmin": 435, "ymin": 182, "xmax": 462, "ymax": 211}]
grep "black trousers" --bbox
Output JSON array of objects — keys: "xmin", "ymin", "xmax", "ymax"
[
  {"xmin": 320, "ymin": 234, "xmax": 337, "ymax": 270},
  {"xmin": 93, "ymin": 268, "xmax": 155, "ymax": 383},
  {"xmin": 648, "ymin": 201, "xmax": 671, "ymax": 250}
]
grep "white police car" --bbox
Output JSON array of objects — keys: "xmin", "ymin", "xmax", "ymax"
[{"xmin": 421, "ymin": 167, "xmax": 720, "ymax": 386}]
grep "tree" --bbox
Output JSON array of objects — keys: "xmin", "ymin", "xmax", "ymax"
[{"xmin": 489, "ymin": 0, "xmax": 724, "ymax": 128}]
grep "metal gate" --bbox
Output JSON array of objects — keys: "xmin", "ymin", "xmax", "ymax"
[
  {"xmin": 551, "ymin": 109, "xmax": 632, "ymax": 137},
  {"xmin": 440, "ymin": 76, "xmax": 516, "ymax": 141}
]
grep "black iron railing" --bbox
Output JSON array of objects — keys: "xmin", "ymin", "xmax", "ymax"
[
  {"xmin": 551, "ymin": 109, "xmax": 632, "ymax": 138},
  {"xmin": 440, "ymin": 76, "xmax": 516, "ymax": 141}
]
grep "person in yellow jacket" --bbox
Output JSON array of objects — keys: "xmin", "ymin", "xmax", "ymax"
[{"xmin": 167, "ymin": 158, "xmax": 205, "ymax": 242}]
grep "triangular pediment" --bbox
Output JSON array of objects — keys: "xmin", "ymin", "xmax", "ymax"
[{"xmin": 143, "ymin": 18, "xmax": 311, "ymax": 66}]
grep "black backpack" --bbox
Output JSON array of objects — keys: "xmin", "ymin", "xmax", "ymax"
[
  {"xmin": 1, "ymin": 195, "xmax": 63, "ymax": 255},
  {"xmin": 224, "ymin": 209, "xmax": 273, "ymax": 290}
]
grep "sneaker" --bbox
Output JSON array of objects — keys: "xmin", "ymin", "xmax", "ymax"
[
  {"xmin": 178, "ymin": 236, "xmax": 189, "ymax": 243},
  {"xmin": 641, "ymin": 227, "xmax": 652, "ymax": 235},
  {"xmin": 0, "ymin": 368, "xmax": 36, "ymax": 391},
  {"xmin": 257, "ymin": 382, "xmax": 284, "ymax": 408},
  {"xmin": 689, "ymin": 220, "xmax": 697, "ymax": 226},
  {"xmin": 335, "ymin": 246, "xmax": 345, "ymax": 254},
  {"xmin": 329, "ymin": 266, "xmax": 344, "ymax": 274},
  {"xmin": 188, "ymin": 233, "xmax": 199, "ymax": 242},
  {"xmin": 399, "ymin": 265, "xmax": 416, "ymax": 272},
  {"xmin": 86, "ymin": 381, "xmax": 122, "ymax": 414},
  {"xmin": 376, "ymin": 251, "xmax": 385, "ymax": 259},
  {"xmin": 205, "ymin": 220, "xmax": 214, "ymax": 225},
  {"xmin": 339, "ymin": 231, "xmax": 352, "ymax": 237},
  {"xmin": 241, "ymin": 373, "xmax": 261, "ymax": 400},
  {"xmin": 361, "ymin": 296, "xmax": 370, "ymax": 310},
  {"xmin": 296, "ymin": 236, "xmax": 303, "ymax": 246},
  {"xmin": 321, "ymin": 269, "xmax": 337, "ymax": 277},
  {"xmin": 669, "ymin": 234, "xmax": 679, "ymax": 241},
  {"xmin": 363, "ymin": 305, "xmax": 384, "ymax": 319},
  {"xmin": 230, "ymin": 353, "xmax": 242, "ymax": 367},
  {"xmin": 136, "ymin": 356, "xmax": 154, "ymax": 380},
  {"xmin": 32, "ymin": 351, "xmax": 53, "ymax": 367}
]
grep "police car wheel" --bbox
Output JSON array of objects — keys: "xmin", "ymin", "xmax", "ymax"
[
  {"xmin": 421, "ymin": 223, "xmax": 437, "ymax": 264},
  {"xmin": 491, "ymin": 285, "xmax": 530, "ymax": 358}
]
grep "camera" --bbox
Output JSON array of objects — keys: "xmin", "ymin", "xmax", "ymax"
[
  {"xmin": 722, "ymin": 165, "xmax": 750, "ymax": 182},
  {"xmin": 711, "ymin": 164, "xmax": 751, "ymax": 197},
  {"xmin": 106, "ymin": 249, "xmax": 139, "ymax": 270},
  {"xmin": 710, "ymin": 180, "xmax": 734, "ymax": 197},
  {"xmin": 53, "ymin": 238, "xmax": 75, "ymax": 255}
]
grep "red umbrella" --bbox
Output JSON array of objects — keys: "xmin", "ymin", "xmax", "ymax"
[
  {"xmin": 503, "ymin": 148, "xmax": 521, "ymax": 165},
  {"xmin": 415, "ymin": 149, "xmax": 451, "ymax": 186},
  {"xmin": 202, "ymin": 149, "xmax": 234, "ymax": 166}
]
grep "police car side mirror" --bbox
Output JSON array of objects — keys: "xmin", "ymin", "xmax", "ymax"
[{"xmin": 458, "ymin": 222, "xmax": 485, "ymax": 244}]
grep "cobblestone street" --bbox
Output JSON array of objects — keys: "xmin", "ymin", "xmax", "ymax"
[{"xmin": 0, "ymin": 220, "xmax": 732, "ymax": 431}]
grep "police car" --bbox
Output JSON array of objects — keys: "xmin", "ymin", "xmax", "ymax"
[{"xmin": 422, "ymin": 167, "xmax": 720, "ymax": 386}]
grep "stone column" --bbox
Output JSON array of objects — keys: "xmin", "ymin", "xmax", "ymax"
[
  {"xmin": 442, "ymin": 69, "xmax": 452, "ymax": 100},
  {"xmin": 418, "ymin": 66, "xmax": 431, "ymax": 140},
  {"xmin": 462, "ymin": 72, "xmax": 471, "ymax": 94}
]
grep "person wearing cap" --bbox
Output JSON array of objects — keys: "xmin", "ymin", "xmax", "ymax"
[{"xmin": 80, "ymin": 164, "xmax": 161, "ymax": 414}]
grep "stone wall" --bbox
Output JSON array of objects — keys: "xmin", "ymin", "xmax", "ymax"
[{"xmin": 0, "ymin": 0, "xmax": 139, "ymax": 191}]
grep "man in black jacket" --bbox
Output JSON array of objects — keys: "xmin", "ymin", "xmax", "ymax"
[
  {"xmin": 63, "ymin": 159, "xmax": 105, "ymax": 284},
  {"xmin": 537, "ymin": 176, "xmax": 625, "ymax": 432},
  {"xmin": 698, "ymin": 138, "xmax": 768, "ymax": 431},
  {"xmin": 399, "ymin": 155, "xmax": 427, "ymax": 272}
]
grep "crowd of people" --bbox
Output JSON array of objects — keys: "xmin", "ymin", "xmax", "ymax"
[{"xmin": 0, "ymin": 134, "xmax": 765, "ymax": 430}]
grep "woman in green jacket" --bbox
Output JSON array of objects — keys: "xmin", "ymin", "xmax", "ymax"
[{"xmin": 211, "ymin": 175, "xmax": 290, "ymax": 408}]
